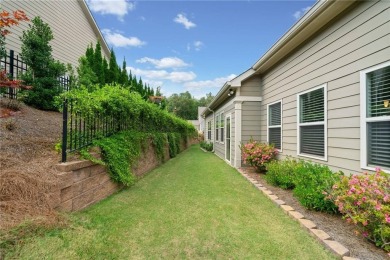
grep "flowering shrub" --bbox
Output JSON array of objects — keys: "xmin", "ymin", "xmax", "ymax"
[
  {"xmin": 240, "ymin": 139, "xmax": 278, "ymax": 172},
  {"xmin": 329, "ymin": 168, "xmax": 390, "ymax": 252}
]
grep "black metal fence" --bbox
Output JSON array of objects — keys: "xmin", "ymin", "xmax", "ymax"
[
  {"xmin": 0, "ymin": 49, "xmax": 70, "ymax": 98},
  {"xmin": 0, "ymin": 50, "xmax": 28, "ymax": 99},
  {"xmin": 61, "ymin": 100, "xmax": 136, "ymax": 162},
  {"xmin": 1, "ymin": 49, "xmax": 133, "ymax": 162}
]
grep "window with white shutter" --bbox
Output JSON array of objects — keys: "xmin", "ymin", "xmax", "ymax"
[
  {"xmin": 267, "ymin": 100, "xmax": 282, "ymax": 151},
  {"xmin": 361, "ymin": 62, "xmax": 390, "ymax": 172},
  {"xmin": 297, "ymin": 85, "xmax": 327, "ymax": 160}
]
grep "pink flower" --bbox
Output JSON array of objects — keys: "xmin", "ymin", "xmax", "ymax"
[
  {"xmin": 385, "ymin": 214, "xmax": 390, "ymax": 224},
  {"xmin": 362, "ymin": 220, "xmax": 368, "ymax": 226},
  {"xmin": 362, "ymin": 231, "xmax": 369, "ymax": 237},
  {"xmin": 375, "ymin": 203, "xmax": 382, "ymax": 211}
]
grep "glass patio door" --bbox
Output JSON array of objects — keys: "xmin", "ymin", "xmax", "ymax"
[{"xmin": 225, "ymin": 115, "xmax": 231, "ymax": 162}]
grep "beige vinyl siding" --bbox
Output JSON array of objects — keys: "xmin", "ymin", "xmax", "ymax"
[
  {"xmin": 239, "ymin": 77, "xmax": 261, "ymax": 96},
  {"xmin": 2, "ymin": 0, "xmax": 109, "ymax": 67},
  {"xmin": 259, "ymin": 0, "xmax": 390, "ymax": 174},
  {"xmin": 241, "ymin": 102, "xmax": 261, "ymax": 143}
]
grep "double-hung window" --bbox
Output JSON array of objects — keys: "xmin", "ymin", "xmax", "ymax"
[
  {"xmin": 267, "ymin": 100, "xmax": 282, "ymax": 151},
  {"xmin": 220, "ymin": 113, "xmax": 224, "ymax": 142},
  {"xmin": 361, "ymin": 62, "xmax": 390, "ymax": 172},
  {"xmin": 297, "ymin": 84, "xmax": 327, "ymax": 160},
  {"xmin": 215, "ymin": 115, "xmax": 219, "ymax": 141},
  {"xmin": 207, "ymin": 121, "xmax": 211, "ymax": 141}
]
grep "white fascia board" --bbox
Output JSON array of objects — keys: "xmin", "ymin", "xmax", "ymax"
[
  {"xmin": 229, "ymin": 69, "xmax": 256, "ymax": 87},
  {"xmin": 252, "ymin": 0, "xmax": 357, "ymax": 73}
]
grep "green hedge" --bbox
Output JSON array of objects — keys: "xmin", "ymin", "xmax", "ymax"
[
  {"xmin": 60, "ymin": 84, "xmax": 196, "ymax": 136},
  {"xmin": 265, "ymin": 158, "xmax": 343, "ymax": 213}
]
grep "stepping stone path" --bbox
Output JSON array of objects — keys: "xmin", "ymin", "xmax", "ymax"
[{"xmin": 237, "ymin": 168, "xmax": 358, "ymax": 260}]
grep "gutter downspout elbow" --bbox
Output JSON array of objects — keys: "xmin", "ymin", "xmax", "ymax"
[{"xmin": 207, "ymin": 107, "xmax": 215, "ymax": 153}]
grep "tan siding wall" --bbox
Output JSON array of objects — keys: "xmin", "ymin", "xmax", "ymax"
[
  {"xmin": 241, "ymin": 102, "xmax": 261, "ymax": 143},
  {"xmin": 2, "ymin": 0, "xmax": 109, "ymax": 67},
  {"xmin": 259, "ymin": 0, "xmax": 390, "ymax": 174},
  {"xmin": 240, "ymin": 76, "xmax": 261, "ymax": 96}
]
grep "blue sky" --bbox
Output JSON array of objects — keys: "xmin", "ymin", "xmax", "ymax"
[{"xmin": 86, "ymin": 0, "xmax": 316, "ymax": 98}]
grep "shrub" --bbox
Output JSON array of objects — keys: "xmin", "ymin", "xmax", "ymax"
[
  {"xmin": 240, "ymin": 139, "xmax": 278, "ymax": 172},
  {"xmin": 329, "ymin": 169, "xmax": 390, "ymax": 252},
  {"xmin": 292, "ymin": 161, "xmax": 342, "ymax": 213},
  {"xmin": 20, "ymin": 17, "xmax": 67, "ymax": 110},
  {"xmin": 265, "ymin": 157, "xmax": 299, "ymax": 189},
  {"xmin": 200, "ymin": 141, "xmax": 213, "ymax": 152},
  {"xmin": 167, "ymin": 133, "xmax": 181, "ymax": 158}
]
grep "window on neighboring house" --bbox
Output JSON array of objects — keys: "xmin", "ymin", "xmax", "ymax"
[
  {"xmin": 220, "ymin": 113, "xmax": 224, "ymax": 142},
  {"xmin": 297, "ymin": 85, "xmax": 327, "ymax": 160},
  {"xmin": 268, "ymin": 101, "xmax": 282, "ymax": 151},
  {"xmin": 361, "ymin": 62, "xmax": 390, "ymax": 171},
  {"xmin": 216, "ymin": 115, "xmax": 219, "ymax": 141},
  {"xmin": 207, "ymin": 121, "xmax": 211, "ymax": 141}
]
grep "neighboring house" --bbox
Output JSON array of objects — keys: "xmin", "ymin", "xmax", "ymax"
[
  {"xmin": 188, "ymin": 120, "xmax": 200, "ymax": 132},
  {"xmin": 2, "ymin": 0, "xmax": 110, "ymax": 66},
  {"xmin": 202, "ymin": 0, "xmax": 390, "ymax": 174},
  {"xmin": 198, "ymin": 106, "xmax": 206, "ymax": 134}
]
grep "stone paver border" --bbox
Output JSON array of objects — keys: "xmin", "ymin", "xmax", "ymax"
[{"xmin": 237, "ymin": 168, "xmax": 357, "ymax": 260}]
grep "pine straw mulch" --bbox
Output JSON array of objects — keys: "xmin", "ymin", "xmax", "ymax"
[
  {"xmin": 241, "ymin": 167, "xmax": 389, "ymax": 260},
  {"xmin": 0, "ymin": 98, "xmax": 64, "ymax": 231}
]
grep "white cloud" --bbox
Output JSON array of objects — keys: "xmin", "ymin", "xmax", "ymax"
[
  {"xmin": 127, "ymin": 66, "xmax": 196, "ymax": 83},
  {"xmin": 174, "ymin": 13, "xmax": 196, "ymax": 29},
  {"xmin": 102, "ymin": 29, "xmax": 146, "ymax": 47},
  {"xmin": 87, "ymin": 0, "xmax": 135, "ymax": 20},
  {"xmin": 193, "ymin": 41, "xmax": 204, "ymax": 51},
  {"xmin": 136, "ymin": 57, "xmax": 189, "ymax": 69},
  {"xmin": 184, "ymin": 74, "xmax": 237, "ymax": 90},
  {"xmin": 293, "ymin": 6, "xmax": 311, "ymax": 20}
]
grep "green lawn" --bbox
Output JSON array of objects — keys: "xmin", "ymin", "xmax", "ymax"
[{"xmin": 6, "ymin": 145, "xmax": 335, "ymax": 259}]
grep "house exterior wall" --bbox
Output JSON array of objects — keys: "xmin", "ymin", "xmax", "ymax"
[
  {"xmin": 241, "ymin": 101, "xmax": 262, "ymax": 144},
  {"xmin": 258, "ymin": 0, "xmax": 390, "ymax": 173},
  {"xmin": 239, "ymin": 76, "xmax": 261, "ymax": 96},
  {"xmin": 2, "ymin": 0, "xmax": 110, "ymax": 67},
  {"xmin": 214, "ymin": 102, "xmax": 235, "ymax": 164}
]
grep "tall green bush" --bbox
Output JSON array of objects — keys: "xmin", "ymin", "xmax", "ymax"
[
  {"xmin": 20, "ymin": 16, "xmax": 66, "ymax": 110},
  {"xmin": 265, "ymin": 158, "xmax": 298, "ymax": 189},
  {"xmin": 292, "ymin": 161, "xmax": 342, "ymax": 213}
]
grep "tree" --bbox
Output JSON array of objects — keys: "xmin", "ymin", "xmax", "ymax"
[
  {"xmin": 93, "ymin": 41, "xmax": 105, "ymax": 85},
  {"xmin": 20, "ymin": 16, "xmax": 66, "ymax": 110},
  {"xmin": 107, "ymin": 48, "xmax": 119, "ymax": 83},
  {"xmin": 166, "ymin": 91, "xmax": 198, "ymax": 120},
  {"xmin": 198, "ymin": 92, "xmax": 214, "ymax": 106},
  {"xmin": 119, "ymin": 58, "xmax": 128, "ymax": 86}
]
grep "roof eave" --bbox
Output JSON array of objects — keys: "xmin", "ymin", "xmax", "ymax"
[{"xmin": 252, "ymin": 0, "xmax": 357, "ymax": 73}]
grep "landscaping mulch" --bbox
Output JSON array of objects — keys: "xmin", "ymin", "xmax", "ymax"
[{"xmin": 241, "ymin": 167, "xmax": 389, "ymax": 260}]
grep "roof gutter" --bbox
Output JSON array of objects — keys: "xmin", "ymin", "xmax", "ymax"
[{"xmin": 252, "ymin": 0, "xmax": 357, "ymax": 73}]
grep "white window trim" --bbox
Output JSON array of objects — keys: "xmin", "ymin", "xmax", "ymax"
[
  {"xmin": 267, "ymin": 99, "xmax": 283, "ymax": 153},
  {"xmin": 220, "ymin": 112, "xmax": 225, "ymax": 144},
  {"xmin": 225, "ymin": 113, "xmax": 232, "ymax": 163},
  {"xmin": 215, "ymin": 115, "xmax": 219, "ymax": 142},
  {"xmin": 360, "ymin": 61, "xmax": 390, "ymax": 173},
  {"xmin": 297, "ymin": 84, "xmax": 328, "ymax": 161},
  {"xmin": 207, "ymin": 121, "xmax": 212, "ymax": 141}
]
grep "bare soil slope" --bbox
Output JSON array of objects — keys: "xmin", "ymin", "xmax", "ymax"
[{"xmin": 0, "ymin": 99, "xmax": 61, "ymax": 229}]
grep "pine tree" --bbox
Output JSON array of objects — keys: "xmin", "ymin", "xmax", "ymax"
[
  {"xmin": 102, "ymin": 58, "xmax": 109, "ymax": 84},
  {"xmin": 85, "ymin": 43, "xmax": 94, "ymax": 67},
  {"xmin": 20, "ymin": 16, "xmax": 66, "ymax": 110},
  {"xmin": 119, "ymin": 58, "xmax": 128, "ymax": 86},
  {"xmin": 107, "ymin": 48, "xmax": 119, "ymax": 83},
  {"xmin": 93, "ymin": 42, "xmax": 104, "ymax": 85}
]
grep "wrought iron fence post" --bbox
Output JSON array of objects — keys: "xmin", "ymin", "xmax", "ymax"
[
  {"xmin": 9, "ymin": 50, "xmax": 15, "ymax": 99},
  {"xmin": 61, "ymin": 98, "xmax": 68, "ymax": 162}
]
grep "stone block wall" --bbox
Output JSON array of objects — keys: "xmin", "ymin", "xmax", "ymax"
[{"xmin": 52, "ymin": 137, "xmax": 197, "ymax": 212}]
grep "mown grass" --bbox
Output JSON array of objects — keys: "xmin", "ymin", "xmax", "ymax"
[{"xmin": 5, "ymin": 145, "xmax": 335, "ymax": 259}]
